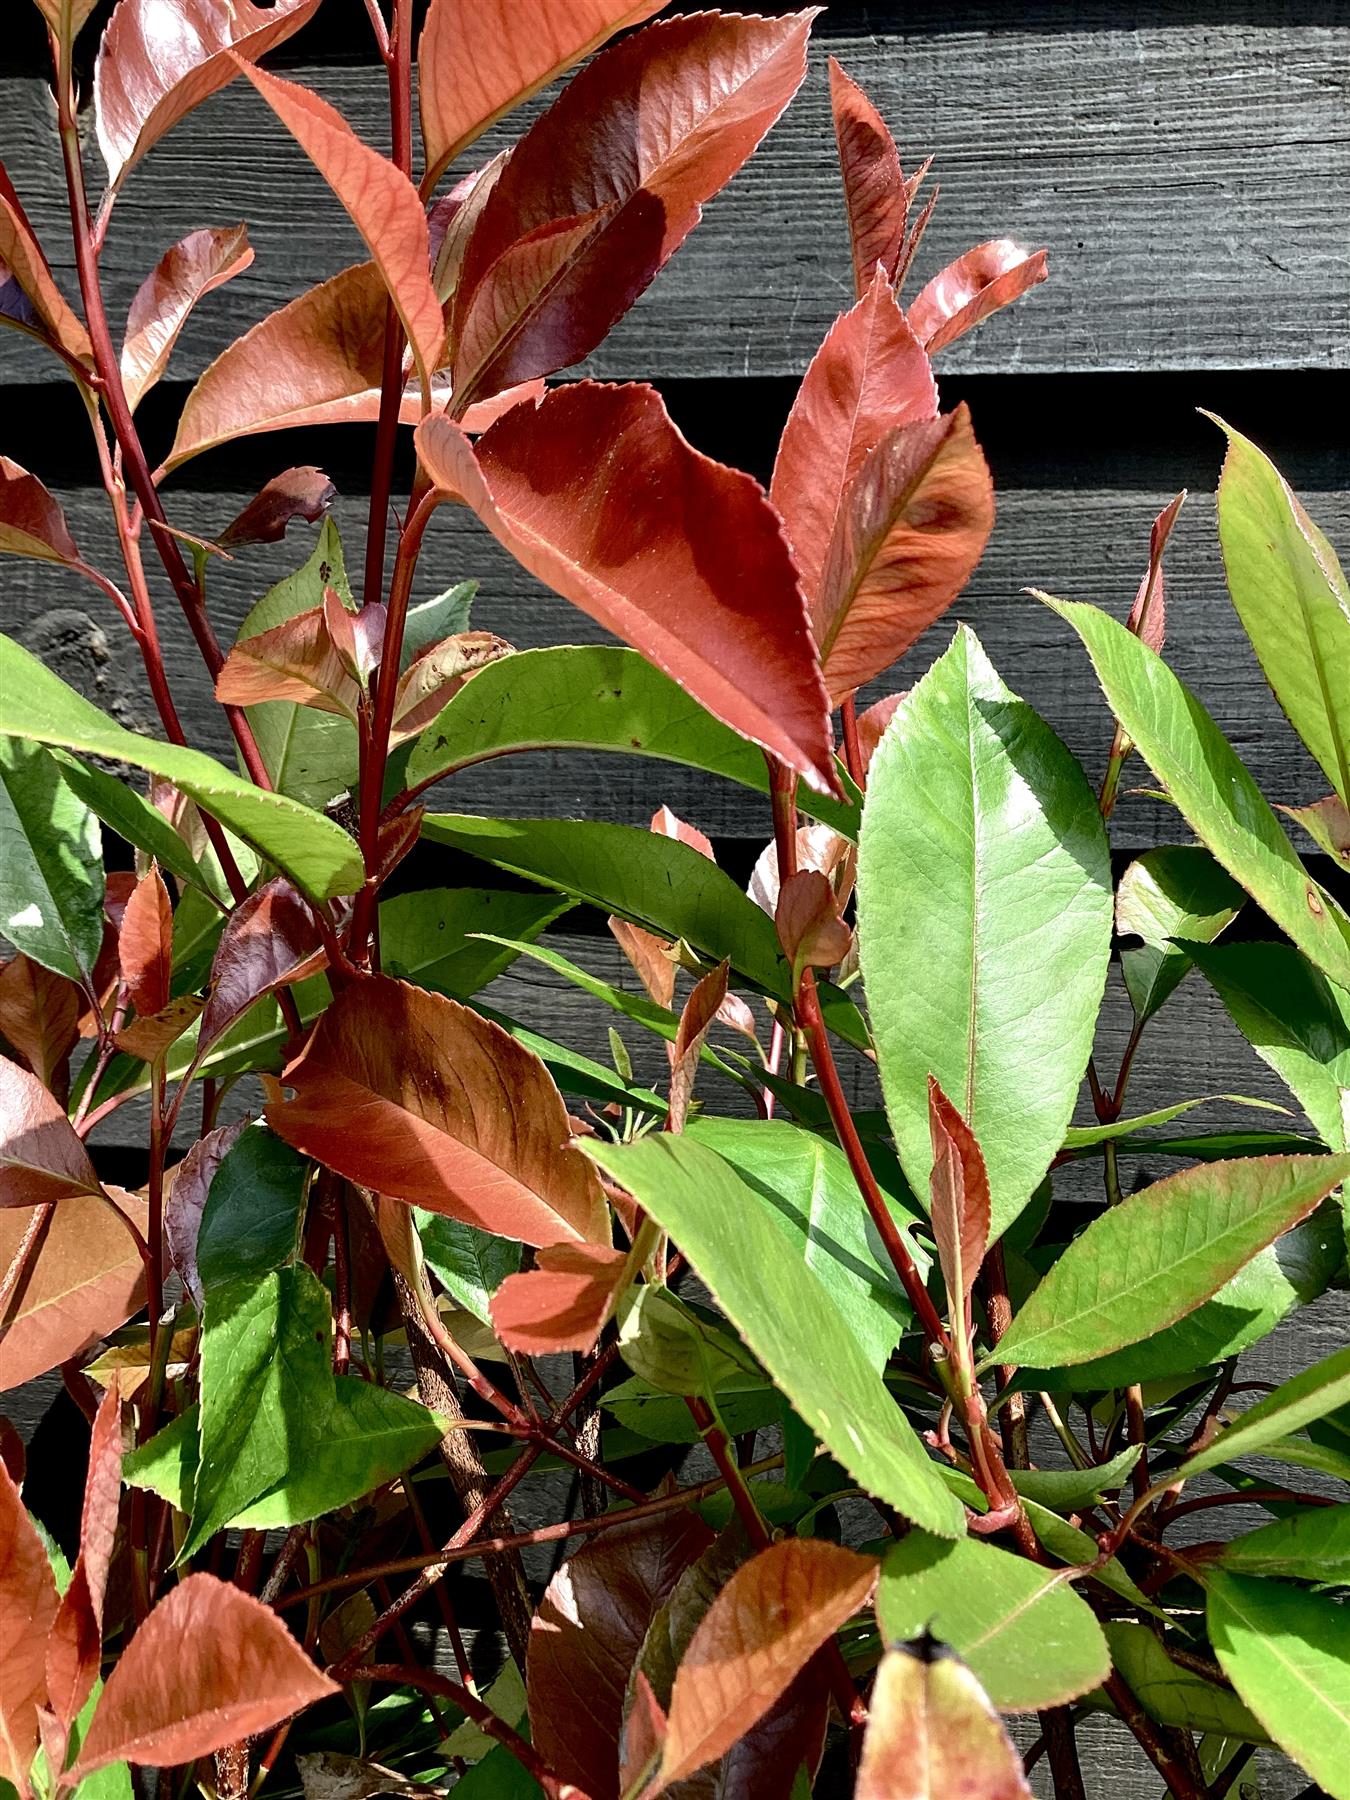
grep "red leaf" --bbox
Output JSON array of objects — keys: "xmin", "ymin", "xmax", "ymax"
[
  {"xmin": 650, "ymin": 805, "xmax": 715, "ymax": 863},
  {"xmin": 856, "ymin": 1643, "xmax": 1032, "ymax": 1800},
  {"xmin": 856, "ymin": 691, "xmax": 908, "ymax": 776},
  {"xmin": 120, "ymin": 225, "xmax": 253, "ymax": 411},
  {"xmin": 390, "ymin": 631, "xmax": 512, "ymax": 743},
  {"xmin": 609, "ymin": 918, "xmax": 676, "ymax": 1012},
  {"xmin": 748, "ymin": 821, "xmax": 850, "ymax": 918},
  {"xmin": 113, "ymin": 994, "xmax": 205, "ymax": 1064},
  {"xmin": 94, "ymin": 0, "xmax": 324, "ymax": 190},
  {"xmin": 215, "ymin": 600, "xmax": 361, "ymax": 720},
  {"xmin": 234, "ymin": 61, "xmax": 444, "ymax": 384},
  {"xmin": 0, "ymin": 1189, "xmax": 148, "ymax": 1391},
  {"xmin": 816, "ymin": 404, "xmax": 994, "ymax": 703},
  {"xmin": 268, "ymin": 976, "xmax": 609, "ymax": 1248},
  {"xmin": 31, "ymin": 0, "xmax": 99, "ymax": 54},
  {"xmin": 0, "ymin": 457, "xmax": 81, "ymax": 565},
  {"xmin": 323, "ymin": 588, "xmax": 385, "ymax": 686},
  {"xmin": 490, "ymin": 1241, "xmax": 628, "ymax": 1355},
  {"xmin": 418, "ymin": 0, "xmax": 666, "ymax": 190},
  {"xmin": 415, "ymin": 386, "xmax": 839, "ymax": 794},
  {"xmin": 906, "ymin": 238, "xmax": 1049, "ymax": 356},
  {"xmin": 770, "ymin": 266, "xmax": 938, "ymax": 610},
  {"xmin": 73, "ymin": 1573, "xmax": 337, "ymax": 1774},
  {"xmin": 118, "ymin": 865, "xmax": 172, "ymax": 1020},
  {"xmin": 828, "ymin": 58, "xmax": 910, "ymax": 296},
  {"xmin": 927, "ymin": 1077, "xmax": 990, "ymax": 1360},
  {"xmin": 528, "ymin": 1507, "xmax": 712, "ymax": 1799},
  {"xmin": 165, "ymin": 1120, "xmax": 247, "ymax": 1309},
  {"xmin": 669, "ymin": 961, "xmax": 728, "ymax": 1135},
  {"xmin": 775, "ymin": 871, "xmax": 852, "ymax": 988},
  {"xmin": 197, "ymin": 878, "xmax": 326, "ymax": 1057},
  {"xmin": 217, "ymin": 466, "xmax": 336, "ymax": 550},
  {"xmin": 46, "ymin": 1382, "xmax": 122, "ymax": 1729},
  {"xmin": 0, "ymin": 1460, "xmax": 59, "ymax": 1794},
  {"xmin": 661, "ymin": 1539, "xmax": 876, "ymax": 1783},
  {"xmin": 0, "ymin": 1054, "xmax": 101, "ymax": 1209},
  {"xmin": 0, "ymin": 1418, "xmax": 22, "ymax": 1486},
  {"xmin": 0, "ymin": 957, "xmax": 81, "ymax": 1097},
  {"xmin": 1125, "ymin": 490, "xmax": 1186, "ymax": 656},
  {"xmin": 0, "ymin": 167, "xmax": 93, "ymax": 368},
  {"xmin": 619, "ymin": 1670, "xmax": 667, "ymax": 1796},
  {"xmin": 450, "ymin": 10, "xmax": 818, "ymax": 404}
]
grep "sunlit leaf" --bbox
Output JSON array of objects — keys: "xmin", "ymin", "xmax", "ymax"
[
  {"xmin": 1116, "ymin": 846, "xmax": 1243, "ymax": 1024},
  {"xmin": 1177, "ymin": 1343, "xmax": 1350, "ymax": 1482},
  {"xmin": 0, "ymin": 1053, "xmax": 101, "ymax": 1208},
  {"xmin": 0, "ymin": 168, "xmax": 93, "ymax": 367},
  {"xmin": 0, "ymin": 738, "xmax": 104, "ymax": 987},
  {"xmin": 1215, "ymin": 1504, "xmax": 1350, "ymax": 1584},
  {"xmin": 827, "ymin": 58, "xmax": 911, "ymax": 297},
  {"xmin": 0, "ymin": 1460, "xmax": 59, "ymax": 1791},
  {"xmin": 120, "ymin": 225, "xmax": 253, "ymax": 410},
  {"xmin": 46, "ymin": 1384, "xmax": 122, "ymax": 1730},
  {"xmin": 906, "ymin": 239, "xmax": 1048, "ymax": 355},
  {"xmin": 490, "ymin": 1241, "xmax": 628, "ymax": 1355},
  {"xmin": 0, "ymin": 457, "xmax": 81, "ymax": 564},
  {"xmin": 0, "ymin": 1192, "xmax": 147, "ymax": 1391},
  {"xmin": 118, "ymin": 866, "xmax": 172, "ymax": 1020},
  {"xmin": 857, "ymin": 1642, "xmax": 1033, "ymax": 1800}
]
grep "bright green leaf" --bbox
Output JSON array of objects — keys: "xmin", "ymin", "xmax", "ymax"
[
  {"xmin": 1216, "ymin": 1504, "xmax": 1350, "ymax": 1584},
  {"xmin": 1116, "ymin": 846, "xmax": 1244, "ymax": 1024},
  {"xmin": 401, "ymin": 579, "xmax": 477, "ymax": 669},
  {"xmin": 0, "ymin": 737, "xmax": 103, "ymax": 983},
  {"xmin": 1179, "ymin": 1343, "xmax": 1350, "ymax": 1481},
  {"xmin": 1061, "ymin": 1094, "xmax": 1288, "ymax": 1151}
]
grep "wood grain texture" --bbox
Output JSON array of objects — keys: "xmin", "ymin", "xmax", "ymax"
[{"xmin": 2, "ymin": 17, "xmax": 1346, "ymax": 384}]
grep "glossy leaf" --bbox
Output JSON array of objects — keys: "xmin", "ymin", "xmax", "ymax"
[
  {"xmin": 0, "ymin": 170, "xmax": 93, "ymax": 367},
  {"xmin": 927, "ymin": 1079, "xmax": 989, "ymax": 1362},
  {"xmin": 858, "ymin": 628, "xmax": 1112, "ymax": 1237},
  {"xmin": 906, "ymin": 239, "xmax": 1049, "ymax": 355},
  {"xmin": 775, "ymin": 871, "xmax": 851, "ymax": 987},
  {"xmin": 1205, "ymin": 1571, "xmax": 1350, "ymax": 1799},
  {"xmin": 418, "ymin": 0, "xmax": 665, "ymax": 189},
  {"xmin": 74, "ymin": 1573, "xmax": 336, "ymax": 1773},
  {"xmin": 1177, "ymin": 1342, "xmax": 1350, "ymax": 1481},
  {"xmin": 0, "ymin": 1460, "xmax": 59, "ymax": 1792},
  {"xmin": 770, "ymin": 267, "xmax": 937, "ymax": 611},
  {"xmin": 0, "ymin": 457, "xmax": 80, "ymax": 564},
  {"xmin": 877, "ymin": 1532, "xmax": 1110, "ymax": 1711},
  {"xmin": 816, "ymin": 408, "xmax": 994, "ymax": 703},
  {"xmin": 196, "ymin": 1123, "xmax": 308, "ymax": 1294},
  {"xmin": 1041, "ymin": 594, "xmax": 1350, "ymax": 993},
  {"xmin": 164, "ymin": 1119, "xmax": 245, "ymax": 1308},
  {"xmin": 1116, "ymin": 846, "xmax": 1243, "ymax": 1024},
  {"xmin": 0, "ymin": 738, "xmax": 104, "ymax": 986},
  {"xmin": 827, "ymin": 59, "xmax": 910, "ymax": 296},
  {"xmin": 94, "ymin": 0, "xmax": 324, "ymax": 189},
  {"xmin": 415, "ymin": 388, "xmax": 838, "ymax": 793},
  {"xmin": 50, "ymin": 750, "xmax": 223, "ymax": 902},
  {"xmin": 1217, "ymin": 1504, "xmax": 1350, "ymax": 1583},
  {"xmin": 404, "ymin": 644, "xmax": 858, "ymax": 836},
  {"xmin": 218, "ymin": 466, "xmax": 336, "ymax": 550},
  {"xmin": 269, "ymin": 976, "xmax": 608, "ymax": 1247},
  {"xmin": 661, "ymin": 1540, "xmax": 875, "ymax": 1783},
  {"xmin": 0, "ymin": 633, "xmax": 363, "ymax": 901},
  {"xmin": 1212, "ymin": 416, "xmax": 1350, "ymax": 806},
  {"xmin": 586, "ymin": 1134, "xmax": 964, "ymax": 1535},
  {"xmin": 490, "ymin": 1241, "xmax": 628, "ymax": 1355},
  {"xmin": 856, "ymin": 1643, "xmax": 1033, "ymax": 1800},
  {"xmin": 416, "ymin": 1210, "xmax": 522, "ymax": 1328},
  {"xmin": 0, "ymin": 1053, "xmax": 101, "ymax": 1207},
  {"xmin": 216, "ymin": 600, "xmax": 360, "ymax": 719},
  {"xmin": 1187, "ymin": 940, "xmax": 1350, "ymax": 1149},
  {"xmin": 0, "ymin": 1191, "xmax": 148, "ymax": 1390},
  {"xmin": 236, "ymin": 61, "xmax": 444, "ymax": 384},
  {"xmin": 1124, "ymin": 490, "xmax": 1185, "ymax": 655},
  {"xmin": 120, "ymin": 225, "xmax": 253, "ymax": 411},
  {"xmin": 992, "ymin": 1154, "xmax": 1350, "ymax": 1371},
  {"xmin": 382, "ymin": 886, "xmax": 572, "ymax": 999},
  {"xmin": 450, "ymin": 11, "xmax": 816, "ymax": 401},
  {"xmin": 30, "ymin": 0, "xmax": 100, "ymax": 56},
  {"xmin": 527, "ymin": 1506, "xmax": 712, "ymax": 1799},
  {"xmin": 198, "ymin": 877, "xmax": 324, "ymax": 1056},
  {"xmin": 118, "ymin": 865, "xmax": 172, "ymax": 1020}
]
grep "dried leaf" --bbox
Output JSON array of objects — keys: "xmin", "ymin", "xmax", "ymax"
[
  {"xmin": 907, "ymin": 238, "xmax": 1049, "ymax": 356},
  {"xmin": 198, "ymin": 877, "xmax": 326, "ymax": 1056},
  {"xmin": 0, "ymin": 1053, "xmax": 101, "ymax": 1208},
  {"xmin": 0, "ymin": 167, "xmax": 93, "ymax": 367},
  {"xmin": 418, "ymin": 0, "xmax": 666, "ymax": 189},
  {"xmin": 118, "ymin": 865, "xmax": 172, "ymax": 1019},
  {"xmin": 927, "ymin": 1078, "xmax": 990, "ymax": 1363},
  {"xmin": 775, "ymin": 872, "xmax": 852, "ymax": 987},
  {"xmin": 828, "ymin": 58, "xmax": 910, "ymax": 295},
  {"xmin": 216, "ymin": 600, "xmax": 361, "ymax": 720},
  {"xmin": 46, "ymin": 1382, "xmax": 122, "ymax": 1728},
  {"xmin": 856, "ymin": 1642, "xmax": 1032, "ymax": 1800},
  {"xmin": 94, "ymin": 0, "xmax": 324, "ymax": 189},
  {"xmin": 415, "ymin": 387, "xmax": 838, "ymax": 794},
  {"xmin": 817, "ymin": 405, "xmax": 994, "ymax": 703},
  {"xmin": 73, "ymin": 1573, "xmax": 337, "ymax": 1773},
  {"xmin": 0, "ymin": 1190, "xmax": 148, "ymax": 1390},
  {"xmin": 1125, "ymin": 490, "xmax": 1186, "ymax": 656},
  {"xmin": 0, "ymin": 458, "xmax": 81, "ymax": 565},
  {"xmin": 490, "ymin": 1241, "xmax": 628, "ymax": 1355},
  {"xmin": 269, "ymin": 976, "xmax": 609, "ymax": 1248},
  {"xmin": 661, "ymin": 1540, "xmax": 876, "ymax": 1783},
  {"xmin": 0, "ymin": 1460, "xmax": 59, "ymax": 1794},
  {"xmin": 113, "ymin": 993, "xmax": 204, "ymax": 1062},
  {"xmin": 0, "ymin": 956, "xmax": 80, "ymax": 1096},
  {"xmin": 218, "ymin": 467, "xmax": 337, "ymax": 550},
  {"xmin": 120, "ymin": 224, "xmax": 253, "ymax": 410},
  {"xmin": 771, "ymin": 266, "xmax": 937, "ymax": 609},
  {"xmin": 390, "ymin": 631, "xmax": 512, "ymax": 744}
]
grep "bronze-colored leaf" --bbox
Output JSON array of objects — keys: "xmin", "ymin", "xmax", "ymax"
[
  {"xmin": 120, "ymin": 224, "xmax": 253, "ymax": 411},
  {"xmin": 0, "ymin": 458, "xmax": 81, "ymax": 565},
  {"xmin": 46, "ymin": 1382, "xmax": 122, "ymax": 1729},
  {"xmin": 856, "ymin": 1641, "xmax": 1032, "ymax": 1800},
  {"xmin": 197, "ymin": 877, "xmax": 326, "ymax": 1057},
  {"xmin": 0, "ymin": 956, "xmax": 80, "ymax": 1097},
  {"xmin": 0, "ymin": 1190, "xmax": 148, "ymax": 1391},
  {"xmin": 0, "ymin": 167, "xmax": 93, "ymax": 367},
  {"xmin": 0, "ymin": 1053, "xmax": 101, "ymax": 1209},
  {"xmin": 217, "ymin": 467, "xmax": 336, "ymax": 551},
  {"xmin": 490, "ymin": 1241, "xmax": 628, "ymax": 1355},
  {"xmin": 118, "ymin": 865, "xmax": 172, "ymax": 1020},
  {"xmin": 827, "ymin": 58, "xmax": 910, "ymax": 296},
  {"xmin": 0, "ymin": 1460, "xmax": 59, "ymax": 1794},
  {"xmin": 927, "ymin": 1078, "xmax": 990, "ymax": 1366},
  {"xmin": 907, "ymin": 238, "xmax": 1049, "ymax": 356}
]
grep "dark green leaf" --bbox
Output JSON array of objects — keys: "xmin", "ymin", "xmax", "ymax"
[
  {"xmin": 416, "ymin": 1211, "xmax": 521, "ymax": 1327},
  {"xmin": 1115, "ymin": 846, "xmax": 1244, "ymax": 1024},
  {"xmin": 197, "ymin": 1123, "xmax": 309, "ymax": 1293},
  {"xmin": 1011, "ymin": 1445, "xmax": 1141, "ymax": 1511},
  {"xmin": 50, "ymin": 750, "xmax": 228, "ymax": 904},
  {"xmin": 0, "ymin": 737, "xmax": 103, "ymax": 983},
  {"xmin": 604, "ymin": 1372, "xmax": 781, "ymax": 1446},
  {"xmin": 381, "ymin": 888, "xmax": 572, "ymax": 998}
]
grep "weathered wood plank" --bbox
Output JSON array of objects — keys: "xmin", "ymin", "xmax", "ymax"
[
  {"xmin": 7, "ymin": 478, "xmax": 1345, "ymax": 846},
  {"xmin": 2, "ymin": 18, "xmax": 1346, "ymax": 384}
]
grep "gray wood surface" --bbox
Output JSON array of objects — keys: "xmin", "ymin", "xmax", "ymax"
[{"xmin": 3, "ymin": 16, "xmax": 1348, "ymax": 386}]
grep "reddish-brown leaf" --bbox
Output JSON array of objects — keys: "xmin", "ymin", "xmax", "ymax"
[
  {"xmin": 217, "ymin": 466, "xmax": 336, "ymax": 550},
  {"xmin": 0, "ymin": 1460, "xmax": 59, "ymax": 1793},
  {"xmin": 418, "ymin": 0, "xmax": 666, "ymax": 190},
  {"xmin": 197, "ymin": 878, "xmax": 325, "ymax": 1057},
  {"xmin": 748, "ymin": 821, "xmax": 850, "ymax": 918},
  {"xmin": 235, "ymin": 61, "xmax": 444, "ymax": 384},
  {"xmin": 856, "ymin": 691, "xmax": 908, "ymax": 775},
  {"xmin": 529, "ymin": 1506, "xmax": 713, "ymax": 1799},
  {"xmin": 0, "ymin": 1418, "xmax": 21, "ymax": 1485},
  {"xmin": 120, "ymin": 224, "xmax": 253, "ymax": 411},
  {"xmin": 113, "ymin": 994, "xmax": 204, "ymax": 1063},
  {"xmin": 94, "ymin": 0, "xmax": 323, "ymax": 189},
  {"xmin": 661, "ymin": 1540, "xmax": 876, "ymax": 1783},
  {"xmin": 46, "ymin": 1382, "xmax": 122, "ymax": 1729},
  {"xmin": 927, "ymin": 1077, "xmax": 990, "ymax": 1360},
  {"xmin": 430, "ymin": 156, "xmax": 505, "ymax": 304},
  {"xmin": 668, "ymin": 961, "xmax": 728, "ymax": 1135},
  {"xmin": 0, "ymin": 957, "xmax": 81, "ymax": 1097},
  {"xmin": 450, "ymin": 10, "xmax": 818, "ymax": 403},
  {"xmin": 619, "ymin": 1669, "xmax": 667, "ymax": 1796},
  {"xmin": 816, "ymin": 404, "xmax": 994, "ymax": 703},
  {"xmin": 165, "ymin": 1120, "xmax": 247, "ymax": 1309},
  {"xmin": 215, "ymin": 600, "xmax": 361, "ymax": 720},
  {"xmin": 770, "ymin": 267, "xmax": 938, "ymax": 610},
  {"xmin": 856, "ymin": 1643, "xmax": 1032, "ymax": 1800},
  {"xmin": 0, "ymin": 1190, "xmax": 148, "ymax": 1390},
  {"xmin": 490, "ymin": 1241, "xmax": 628, "ymax": 1355},
  {"xmin": 118, "ymin": 866, "xmax": 172, "ymax": 1020},
  {"xmin": 74, "ymin": 1573, "xmax": 337, "ymax": 1774},
  {"xmin": 0, "ymin": 457, "xmax": 81, "ymax": 565},
  {"xmin": 1282, "ymin": 792, "xmax": 1350, "ymax": 870},
  {"xmin": 269, "ymin": 977, "xmax": 608, "ymax": 1248},
  {"xmin": 390, "ymin": 631, "xmax": 512, "ymax": 743},
  {"xmin": 828, "ymin": 59, "xmax": 909, "ymax": 297},
  {"xmin": 609, "ymin": 918, "xmax": 676, "ymax": 1011},
  {"xmin": 415, "ymin": 387, "xmax": 838, "ymax": 794},
  {"xmin": 906, "ymin": 238, "xmax": 1049, "ymax": 356},
  {"xmin": 1125, "ymin": 490, "xmax": 1186, "ymax": 656},
  {"xmin": 31, "ymin": 0, "xmax": 100, "ymax": 53},
  {"xmin": 0, "ymin": 167, "xmax": 93, "ymax": 367},
  {"xmin": 0, "ymin": 1055, "xmax": 101, "ymax": 1209},
  {"xmin": 775, "ymin": 871, "xmax": 852, "ymax": 989},
  {"xmin": 650, "ymin": 805, "xmax": 716, "ymax": 863}
]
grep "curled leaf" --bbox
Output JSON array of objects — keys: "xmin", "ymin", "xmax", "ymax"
[
  {"xmin": 927, "ymin": 1079, "xmax": 990, "ymax": 1365},
  {"xmin": 907, "ymin": 238, "xmax": 1049, "ymax": 356},
  {"xmin": 0, "ymin": 168, "xmax": 93, "ymax": 367},
  {"xmin": 1124, "ymin": 491, "xmax": 1185, "ymax": 656},
  {"xmin": 120, "ymin": 224, "xmax": 253, "ymax": 411},
  {"xmin": 216, "ymin": 601, "xmax": 362, "ymax": 721},
  {"xmin": 118, "ymin": 865, "xmax": 172, "ymax": 1020},
  {"xmin": 218, "ymin": 467, "xmax": 336, "ymax": 550},
  {"xmin": 828, "ymin": 58, "xmax": 910, "ymax": 295},
  {"xmin": 0, "ymin": 1460, "xmax": 59, "ymax": 1793},
  {"xmin": 775, "ymin": 872, "xmax": 851, "ymax": 990},
  {"xmin": 0, "ymin": 957, "xmax": 81, "ymax": 1096},
  {"xmin": 198, "ymin": 877, "xmax": 325, "ymax": 1056},
  {"xmin": 46, "ymin": 1382, "xmax": 122, "ymax": 1729},
  {"xmin": 165, "ymin": 1119, "xmax": 248, "ymax": 1308},
  {"xmin": 669, "ymin": 960, "xmax": 729, "ymax": 1133}
]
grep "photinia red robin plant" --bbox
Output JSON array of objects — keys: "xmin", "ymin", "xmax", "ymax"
[{"xmin": 2, "ymin": 4, "xmax": 1348, "ymax": 1799}]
